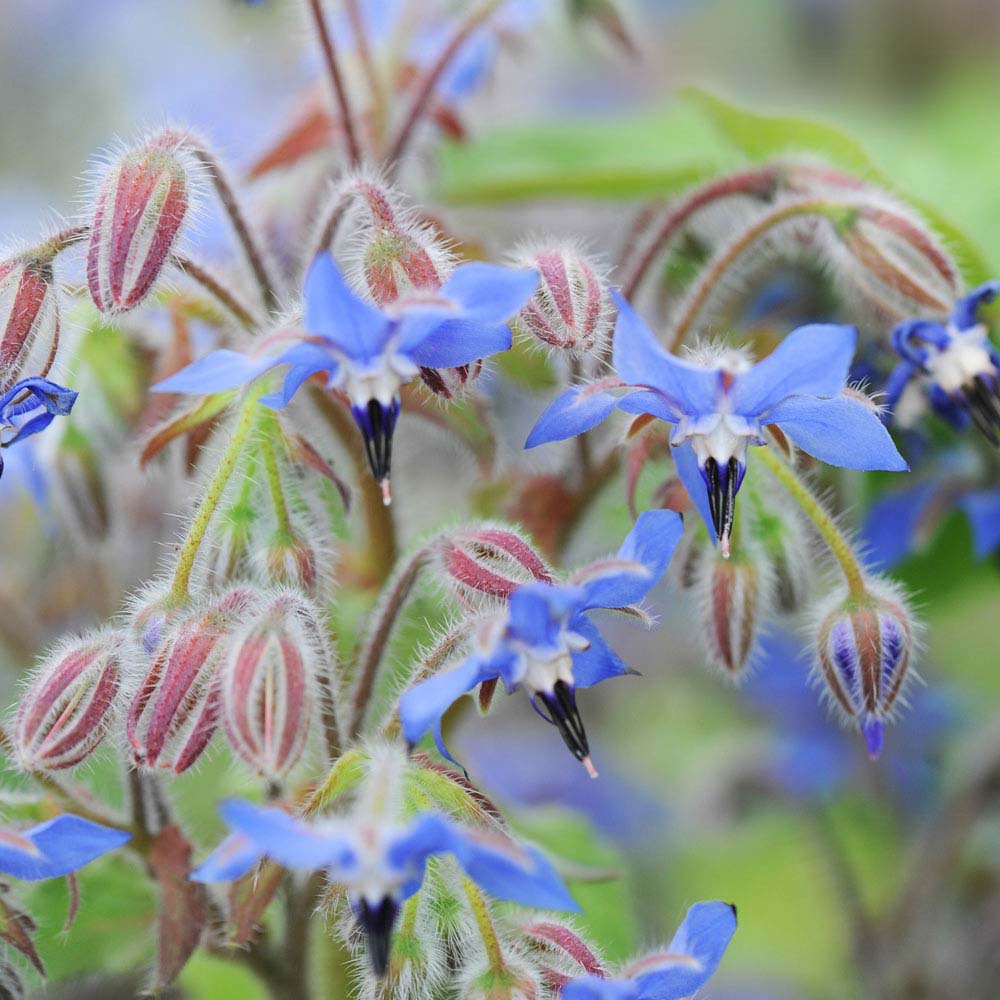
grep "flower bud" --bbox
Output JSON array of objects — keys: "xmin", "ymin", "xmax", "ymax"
[
  {"xmin": 86, "ymin": 129, "xmax": 192, "ymax": 315},
  {"xmin": 255, "ymin": 529, "xmax": 321, "ymax": 595},
  {"xmin": 813, "ymin": 579, "xmax": 916, "ymax": 758},
  {"xmin": 127, "ymin": 588, "xmax": 256, "ymax": 773},
  {"xmin": 418, "ymin": 359, "xmax": 484, "ymax": 400},
  {"xmin": 221, "ymin": 592, "xmax": 323, "ymax": 779},
  {"xmin": 461, "ymin": 959, "xmax": 541, "ymax": 1000},
  {"xmin": 13, "ymin": 631, "xmax": 121, "ymax": 771},
  {"xmin": 0, "ymin": 253, "xmax": 60, "ymax": 394},
  {"xmin": 513, "ymin": 245, "xmax": 612, "ymax": 354},
  {"xmin": 438, "ymin": 525, "xmax": 553, "ymax": 602}
]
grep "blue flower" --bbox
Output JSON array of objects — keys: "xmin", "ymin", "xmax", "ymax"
[
  {"xmin": 0, "ymin": 377, "xmax": 77, "ymax": 480},
  {"xmin": 154, "ymin": 253, "xmax": 537, "ymax": 499},
  {"xmin": 561, "ymin": 901, "xmax": 737, "ymax": 1000},
  {"xmin": 191, "ymin": 798, "xmax": 576, "ymax": 976},
  {"xmin": 886, "ymin": 281, "xmax": 1000, "ymax": 444},
  {"xmin": 0, "ymin": 814, "xmax": 130, "ymax": 881},
  {"xmin": 399, "ymin": 509, "xmax": 683, "ymax": 775},
  {"xmin": 526, "ymin": 292, "xmax": 906, "ymax": 553}
]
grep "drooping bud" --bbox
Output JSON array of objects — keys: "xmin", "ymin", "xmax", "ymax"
[
  {"xmin": 86, "ymin": 128, "xmax": 193, "ymax": 315},
  {"xmin": 437, "ymin": 525, "xmax": 553, "ymax": 603},
  {"xmin": 127, "ymin": 588, "xmax": 257, "ymax": 773},
  {"xmin": 13, "ymin": 631, "xmax": 122, "ymax": 771},
  {"xmin": 512, "ymin": 244, "xmax": 612, "ymax": 354},
  {"xmin": 460, "ymin": 958, "xmax": 542, "ymax": 1000},
  {"xmin": 221, "ymin": 592, "xmax": 323, "ymax": 780},
  {"xmin": 418, "ymin": 359, "xmax": 484, "ymax": 400},
  {"xmin": 256, "ymin": 529, "xmax": 320, "ymax": 595},
  {"xmin": 0, "ymin": 253, "xmax": 60, "ymax": 394},
  {"xmin": 125, "ymin": 585, "xmax": 179, "ymax": 656},
  {"xmin": 813, "ymin": 578, "xmax": 916, "ymax": 758}
]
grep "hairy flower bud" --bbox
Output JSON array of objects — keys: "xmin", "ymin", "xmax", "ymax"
[
  {"xmin": 0, "ymin": 253, "xmax": 60, "ymax": 394},
  {"xmin": 127, "ymin": 588, "xmax": 256, "ymax": 773},
  {"xmin": 221, "ymin": 592, "xmax": 324, "ymax": 779},
  {"xmin": 13, "ymin": 631, "xmax": 122, "ymax": 771},
  {"xmin": 418, "ymin": 359, "xmax": 484, "ymax": 400},
  {"xmin": 461, "ymin": 959, "xmax": 541, "ymax": 1000},
  {"xmin": 256, "ymin": 529, "xmax": 320, "ymax": 595},
  {"xmin": 813, "ymin": 579, "xmax": 916, "ymax": 758},
  {"xmin": 513, "ymin": 245, "xmax": 612, "ymax": 354},
  {"xmin": 437, "ymin": 525, "xmax": 553, "ymax": 603},
  {"xmin": 86, "ymin": 129, "xmax": 192, "ymax": 315}
]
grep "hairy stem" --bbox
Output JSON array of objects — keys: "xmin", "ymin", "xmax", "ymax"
[
  {"xmin": 259, "ymin": 413, "xmax": 293, "ymax": 537},
  {"xmin": 307, "ymin": 0, "xmax": 362, "ymax": 166},
  {"xmin": 345, "ymin": 0, "xmax": 387, "ymax": 149},
  {"xmin": 461, "ymin": 877, "xmax": 506, "ymax": 973},
  {"xmin": 171, "ymin": 253, "xmax": 259, "ymax": 330}
]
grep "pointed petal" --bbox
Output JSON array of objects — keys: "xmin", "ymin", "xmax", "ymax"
[
  {"xmin": 440, "ymin": 263, "xmax": 539, "ymax": 322},
  {"xmin": 570, "ymin": 617, "xmax": 633, "ymax": 689},
  {"xmin": 258, "ymin": 343, "xmax": 337, "ymax": 409},
  {"xmin": 525, "ymin": 384, "xmax": 620, "ymax": 448},
  {"xmin": 610, "ymin": 290, "xmax": 720, "ymax": 415},
  {"xmin": 153, "ymin": 349, "xmax": 275, "ymax": 395},
  {"xmin": 959, "ymin": 490, "xmax": 1000, "ymax": 559},
  {"xmin": 730, "ymin": 323, "xmax": 856, "ymax": 416},
  {"xmin": 561, "ymin": 977, "xmax": 639, "ymax": 1000},
  {"xmin": 579, "ymin": 510, "xmax": 683, "ymax": 609},
  {"xmin": 0, "ymin": 815, "xmax": 130, "ymax": 881},
  {"xmin": 189, "ymin": 833, "xmax": 263, "ymax": 883},
  {"xmin": 304, "ymin": 252, "xmax": 391, "ymax": 363},
  {"xmin": 951, "ymin": 280, "xmax": 1000, "ymax": 330},
  {"xmin": 398, "ymin": 655, "xmax": 494, "ymax": 748},
  {"xmin": 671, "ymin": 441, "xmax": 717, "ymax": 542},
  {"xmin": 616, "ymin": 389, "xmax": 679, "ymax": 423},
  {"xmin": 861, "ymin": 482, "xmax": 939, "ymax": 569},
  {"xmin": 405, "ymin": 318, "xmax": 512, "ymax": 368},
  {"xmin": 765, "ymin": 394, "xmax": 908, "ymax": 471}
]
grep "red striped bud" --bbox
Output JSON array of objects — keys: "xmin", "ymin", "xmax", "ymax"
[
  {"xmin": 437, "ymin": 525, "xmax": 553, "ymax": 602},
  {"xmin": 13, "ymin": 632, "xmax": 121, "ymax": 771},
  {"xmin": 86, "ymin": 129, "xmax": 192, "ymax": 315},
  {"xmin": 0, "ymin": 253, "xmax": 60, "ymax": 394},
  {"xmin": 418, "ymin": 359, "xmax": 484, "ymax": 400},
  {"xmin": 221, "ymin": 592, "xmax": 324, "ymax": 779},
  {"xmin": 127, "ymin": 588, "xmax": 257, "ymax": 773},
  {"xmin": 257, "ymin": 530, "xmax": 321, "ymax": 596},
  {"xmin": 513, "ymin": 245, "xmax": 612, "ymax": 354},
  {"xmin": 813, "ymin": 579, "xmax": 916, "ymax": 758}
]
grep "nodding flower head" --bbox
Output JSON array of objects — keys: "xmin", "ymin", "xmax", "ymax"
[
  {"xmin": 399, "ymin": 510, "xmax": 683, "ymax": 776},
  {"xmin": 153, "ymin": 253, "xmax": 538, "ymax": 504},
  {"xmin": 0, "ymin": 376, "xmax": 77, "ymax": 479},
  {"xmin": 887, "ymin": 281, "xmax": 1000, "ymax": 444},
  {"xmin": 526, "ymin": 292, "xmax": 906, "ymax": 556},
  {"xmin": 190, "ymin": 800, "xmax": 576, "ymax": 977}
]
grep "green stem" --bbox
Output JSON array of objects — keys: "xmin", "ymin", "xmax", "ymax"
[
  {"xmin": 756, "ymin": 445, "xmax": 867, "ymax": 600},
  {"xmin": 259, "ymin": 413, "xmax": 293, "ymax": 537},
  {"xmin": 461, "ymin": 877, "xmax": 506, "ymax": 974}
]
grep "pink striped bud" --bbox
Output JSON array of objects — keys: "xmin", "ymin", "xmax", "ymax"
[
  {"xmin": 13, "ymin": 631, "xmax": 121, "ymax": 771},
  {"xmin": 127, "ymin": 588, "xmax": 257, "ymax": 773},
  {"xmin": 513, "ymin": 245, "xmax": 612, "ymax": 354},
  {"xmin": 0, "ymin": 253, "xmax": 60, "ymax": 394},
  {"xmin": 86, "ymin": 129, "xmax": 192, "ymax": 315},
  {"xmin": 813, "ymin": 579, "xmax": 916, "ymax": 759},
  {"xmin": 418, "ymin": 359, "xmax": 484, "ymax": 400},
  {"xmin": 437, "ymin": 525, "xmax": 553, "ymax": 602},
  {"xmin": 221, "ymin": 592, "xmax": 323, "ymax": 779},
  {"xmin": 257, "ymin": 530, "xmax": 321, "ymax": 596}
]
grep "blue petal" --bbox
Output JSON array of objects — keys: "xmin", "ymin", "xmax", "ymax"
[
  {"xmin": 959, "ymin": 490, "xmax": 1000, "ymax": 559},
  {"xmin": 860, "ymin": 482, "xmax": 939, "ymax": 569},
  {"xmin": 304, "ymin": 252, "xmax": 392, "ymax": 363},
  {"xmin": 616, "ymin": 389, "xmax": 679, "ymax": 424},
  {"xmin": 562, "ymin": 978, "xmax": 639, "ymax": 1000},
  {"xmin": 399, "ymin": 654, "xmax": 495, "ymax": 748},
  {"xmin": 570, "ymin": 617, "xmax": 634, "ymax": 689},
  {"xmin": 951, "ymin": 280, "xmax": 1000, "ymax": 330},
  {"xmin": 7, "ymin": 377, "xmax": 78, "ymax": 416},
  {"xmin": 610, "ymin": 291, "xmax": 720, "ymax": 415},
  {"xmin": 525, "ymin": 384, "xmax": 620, "ymax": 448},
  {"xmin": 440, "ymin": 263, "xmax": 539, "ymax": 323},
  {"xmin": 189, "ymin": 832, "xmax": 263, "ymax": 883},
  {"xmin": 764, "ymin": 395, "xmax": 908, "ymax": 471},
  {"xmin": 634, "ymin": 901, "xmax": 738, "ymax": 1000},
  {"xmin": 406, "ymin": 319, "xmax": 512, "ymax": 369},
  {"xmin": 579, "ymin": 510, "xmax": 683, "ymax": 610},
  {"xmin": 153, "ymin": 349, "xmax": 274, "ymax": 395},
  {"xmin": 0, "ymin": 815, "xmax": 130, "ymax": 881},
  {"xmin": 258, "ymin": 343, "xmax": 337, "ymax": 409},
  {"xmin": 671, "ymin": 441, "xmax": 717, "ymax": 542},
  {"xmin": 730, "ymin": 323, "xmax": 856, "ymax": 416}
]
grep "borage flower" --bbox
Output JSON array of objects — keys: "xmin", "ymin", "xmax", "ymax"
[
  {"xmin": 0, "ymin": 814, "xmax": 130, "ymax": 881},
  {"xmin": 0, "ymin": 376, "xmax": 77, "ymax": 479},
  {"xmin": 191, "ymin": 799, "xmax": 575, "ymax": 976},
  {"xmin": 155, "ymin": 253, "xmax": 537, "ymax": 502},
  {"xmin": 887, "ymin": 281, "xmax": 1000, "ymax": 444},
  {"xmin": 399, "ymin": 510, "xmax": 682, "ymax": 776},
  {"xmin": 561, "ymin": 901, "xmax": 737, "ymax": 1000},
  {"xmin": 526, "ymin": 292, "xmax": 906, "ymax": 554}
]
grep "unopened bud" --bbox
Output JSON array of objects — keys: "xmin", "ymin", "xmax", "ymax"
[
  {"xmin": 13, "ymin": 631, "xmax": 122, "ymax": 771},
  {"xmin": 86, "ymin": 129, "xmax": 192, "ymax": 315},
  {"xmin": 127, "ymin": 588, "xmax": 257, "ymax": 773},
  {"xmin": 438, "ymin": 525, "xmax": 552, "ymax": 602},
  {"xmin": 513, "ymin": 245, "xmax": 612, "ymax": 354},
  {"xmin": 221, "ymin": 592, "xmax": 323, "ymax": 779},
  {"xmin": 418, "ymin": 359, "xmax": 484, "ymax": 400},
  {"xmin": 0, "ymin": 253, "xmax": 60, "ymax": 394},
  {"xmin": 462, "ymin": 960, "xmax": 540, "ymax": 1000},
  {"xmin": 814, "ymin": 579, "xmax": 916, "ymax": 758},
  {"xmin": 256, "ymin": 529, "xmax": 321, "ymax": 595}
]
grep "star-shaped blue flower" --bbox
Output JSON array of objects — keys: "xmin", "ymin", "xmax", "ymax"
[
  {"xmin": 191, "ymin": 798, "xmax": 576, "ymax": 976},
  {"xmin": 0, "ymin": 377, "xmax": 77, "ymax": 480},
  {"xmin": 561, "ymin": 901, "xmax": 737, "ymax": 1000},
  {"xmin": 526, "ymin": 291, "xmax": 906, "ymax": 552},
  {"xmin": 155, "ymin": 253, "xmax": 538, "ymax": 500},
  {"xmin": 0, "ymin": 814, "xmax": 130, "ymax": 881},
  {"xmin": 399, "ymin": 509, "xmax": 683, "ymax": 775},
  {"xmin": 886, "ymin": 281, "xmax": 1000, "ymax": 444}
]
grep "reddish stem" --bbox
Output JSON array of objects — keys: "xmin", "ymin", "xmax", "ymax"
[{"xmin": 307, "ymin": 0, "xmax": 362, "ymax": 167}]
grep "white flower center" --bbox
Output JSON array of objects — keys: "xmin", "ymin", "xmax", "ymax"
[{"xmin": 924, "ymin": 324, "xmax": 996, "ymax": 393}]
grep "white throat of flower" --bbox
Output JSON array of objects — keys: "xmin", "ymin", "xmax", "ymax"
[
  {"xmin": 924, "ymin": 323, "xmax": 996, "ymax": 393},
  {"xmin": 510, "ymin": 628, "xmax": 590, "ymax": 695},
  {"xmin": 347, "ymin": 822, "xmax": 409, "ymax": 907},
  {"xmin": 333, "ymin": 344, "xmax": 420, "ymax": 409}
]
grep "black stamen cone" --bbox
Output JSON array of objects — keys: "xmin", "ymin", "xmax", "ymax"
[
  {"xmin": 534, "ymin": 680, "xmax": 590, "ymax": 762},
  {"xmin": 704, "ymin": 457, "xmax": 740, "ymax": 547},
  {"xmin": 355, "ymin": 895, "xmax": 399, "ymax": 977},
  {"xmin": 965, "ymin": 376, "xmax": 1000, "ymax": 446},
  {"xmin": 352, "ymin": 398, "xmax": 401, "ymax": 482}
]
